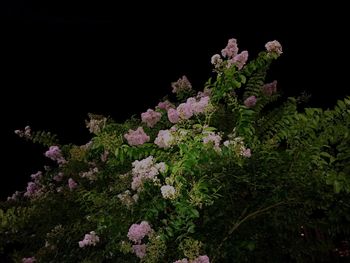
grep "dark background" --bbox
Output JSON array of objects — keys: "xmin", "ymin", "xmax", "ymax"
[{"xmin": 0, "ymin": 2, "xmax": 349, "ymax": 199}]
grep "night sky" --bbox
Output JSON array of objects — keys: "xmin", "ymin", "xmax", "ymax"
[{"xmin": 1, "ymin": 2, "xmax": 349, "ymax": 199}]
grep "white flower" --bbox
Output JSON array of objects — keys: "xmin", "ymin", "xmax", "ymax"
[{"xmin": 161, "ymin": 185, "xmax": 176, "ymax": 199}]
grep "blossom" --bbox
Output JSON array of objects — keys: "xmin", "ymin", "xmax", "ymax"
[
  {"xmin": 15, "ymin": 126, "xmax": 32, "ymax": 138},
  {"xmin": 80, "ymin": 167, "xmax": 98, "ymax": 181},
  {"xmin": 221, "ymin": 38, "xmax": 238, "ymax": 58},
  {"xmin": 265, "ymin": 40, "xmax": 283, "ymax": 55},
  {"xmin": 124, "ymin": 127, "xmax": 150, "ymax": 146},
  {"xmin": 161, "ymin": 185, "xmax": 176, "ymax": 199},
  {"xmin": 78, "ymin": 231, "xmax": 100, "ymax": 248},
  {"xmin": 196, "ymin": 88, "xmax": 212, "ymax": 99},
  {"xmin": 30, "ymin": 171, "xmax": 42, "ymax": 182},
  {"xmin": 262, "ymin": 80, "xmax": 277, "ymax": 96},
  {"xmin": 154, "ymin": 130, "xmax": 174, "ymax": 149},
  {"xmin": 241, "ymin": 148, "xmax": 252, "ymax": 158},
  {"xmin": 53, "ymin": 172, "xmax": 64, "ymax": 182},
  {"xmin": 127, "ymin": 221, "xmax": 153, "ymax": 244},
  {"xmin": 174, "ymin": 259, "xmax": 189, "ymax": 263},
  {"xmin": 155, "ymin": 162, "xmax": 166, "ymax": 173},
  {"xmin": 86, "ymin": 117, "xmax": 106, "ymax": 134},
  {"xmin": 244, "ymin": 96, "xmax": 257, "ymax": 108},
  {"xmin": 231, "ymin": 50, "xmax": 249, "ymax": 70},
  {"xmin": 7, "ymin": 191, "xmax": 21, "ymax": 201},
  {"xmin": 177, "ymin": 102, "xmax": 194, "ymax": 120},
  {"xmin": 167, "ymin": 108, "xmax": 180, "ymax": 123},
  {"xmin": 157, "ymin": 100, "xmax": 174, "ymax": 110},
  {"xmin": 141, "ymin": 109, "xmax": 162, "ymax": 128},
  {"xmin": 203, "ymin": 132, "xmax": 222, "ymax": 151},
  {"xmin": 192, "ymin": 255, "xmax": 210, "ymax": 263},
  {"xmin": 211, "ymin": 54, "xmax": 223, "ymax": 68},
  {"xmin": 192, "ymin": 96, "xmax": 210, "ymax": 114},
  {"xmin": 24, "ymin": 182, "xmax": 41, "ymax": 198},
  {"xmin": 132, "ymin": 244, "xmax": 147, "ymax": 258},
  {"xmin": 22, "ymin": 257, "xmax": 36, "ymax": 263},
  {"xmin": 68, "ymin": 178, "xmax": 77, "ymax": 190},
  {"xmin": 172, "ymin": 75, "xmax": 192, "ymax": 93},
  {"xmin": 45, "ymin": 146, "xmax": 66, "ymax": 164}
]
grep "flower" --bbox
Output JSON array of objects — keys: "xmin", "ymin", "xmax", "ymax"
[
  {"xmin": 221, "ymin": 38, "xmax": 238, "ymax": 58},
  {"xmin": 141, "ymin": 109, "xmax": 162, "ymax": 128},
  {"xmin": 124, "ymin": 127, "xmax": 150, "ymax": 146},
  {"xmin": 7, "ymin": 191, "xmax": 21, "ymax": 201},
  {"xmin": 211, "ymin": 54, "xmax": 223, "ymax": 68},
  {"xmin": 177, "ymin": 102, "xmax": 194, "ymax": 120},
  {"xmin": 24, "ymin": 182, "xmax": 41, "ymax": 198},
  {"xmin": 78, "ymin": 231, "xmax": 100, "ymax": 248},
  {"xmin": 161, "ymin": 185, "xmax": 176, "ymax": 199},
  {"xmin": 244, "ymin": 96, "xmax": 257, "ymax": 108},
  {"xmin": 174, "ymin": 259, "xmax": 189, "ymax": 263},
  {"xmin": 241, "ymin": 148, "xmax": 252, "ymax": 158},
  {"xmin": 171, "ymin": 75, "xmax": 192, "ymax": 94},
  {"xmin": 132, "ymin": 244, "xmax": 147, "ymax": 258},
  {"xmin": 30, "ymin": 171, "xmax": 42, "ymax": 182},
  {"xmin": 203, "ymin": 132, "xmax": 222, "ymax": 151},
  {"xmin": 265, "ymin": 40, "xmax": 283, "ymax": 55},
  {"xmin": 231, "ymin": 50, "xmax": 249, "ymax": 70},
  {"xmin": 157, "ymin": 100, "xmax": 174, "ymax": 110},
  {"xmin": 68, "ymin": 178, "xmax": 77, "ymax": 190},
  {"xmin": 53, "ymin": 172, "xmax": 64, "ymax": 182},
  {"xmin": 127, "ymin": 221, "xmax": 153, "ymax": 244},
  {"xmin": 192, "ymin": 255, "xmax": 210, "ymax": 263},
  {"xmin": 80, "ymin": 167, "xmax": 99, "ymax": 181},
  {"xmin": 86, "ymin": 117, "xmax": 106, "ymax": 134},
  {"xmin": 154, "ymin": 130, "xmax": 174, "ymax": 149},
  {"xmin": 192, "ymin": 96, "xmax": 210, "ymax": 114},
  {"xmin": 262, "ymin": 80, "xmax": 277, "ymax": 96},
  {"xmin": 167, "ymin": 108, "xmax": 180, "ymax": 123},
  {"xmin": 45, "ymin": 146, "xmax": 66, "ymax": 164},
  {"xmin": 22, "ymin": 257, "xmax": 36, "ymax": 263}
]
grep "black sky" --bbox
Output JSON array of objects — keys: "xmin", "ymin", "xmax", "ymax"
[{"xmin": 1, "ymin": 2, "xmax": 349, "ymax": 199}]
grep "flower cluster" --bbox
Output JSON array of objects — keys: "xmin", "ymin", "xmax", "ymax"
[
  {"xmin": 68, "ymin": 178, "xmax": 78, "ymax": 190},
  {"xmin": 53, "ymin": 172, "xmax": 64, "ymax": 182},
  {"xmin": 124, "ymin": 127, "xmax": 150, "ymax": 146},
  {"xmin": 14, "ymin": 126, "xmax": 32, "ymax": 138},
  {"xmin": 202, "ymin": 131, "xmax": 222, "ymax": 152},
  {"xmin": 154, "ymin": 129, "xmax": 175, "ymax": 149},
  {"xmin": 141, "ymin": 109, "xmax": 162, "ymax": 127},
  {"xmin": 7, "ymin": 191, "xmax": 21, "ymax": 201},
  {"xmin": 127, "ymin": 221, "xmax": 153, "ymax": 258},
  {"xmin": 265, "ymin": 40, "xmax": 283, "ymax": 55},
  {"xmin": 86, "ymin": 117, "xmax": 106, "ymax": 134},
  {"xmin": 262, "ymin": 80, "xmax": 278, "ymax": 96},
  {"xmin": 80, "ymin": 167, "xmax": 99, "ymax": 181},
  {"xmin": 244, "ymin": 96, "xmax": 257, "ymax": 108},
  {"xmin": 171, "ymin": 75, "xmax": 192, "ymax": 94},
  {"xmin": 22, "ymin": 257, "xmax": 36, "ymax": 263},
  {"xmin": 45, "ymin": 146, "xmax": 66, "ymax": 164},
  {"xmin": 160, "ymin": 185, "xmax": 176, "ymax": 199},
  {"xmin": 78, "ymin": 231, "xmax": 100, "ymax": 248},
  {"xmin": 24, "ymin": 181, "xmax": 42, "ymax": 198},
  {"xmin": 223, "ymin": 136, "xmax": 251, "ymax": 158},
  {"xmin": 157, "ymin": 100, "xmax": 174, "ymax": 110},
  {"xmin": 131, "ymin": 156, "xmax": 165, "ymax": 191},
  {"xmin": 174, "ymin": 255, "xmax": 210, "ymax": 263},
  {"xmin": 167, "ymin": 96, "xmax": 210, "ymax": 124}
]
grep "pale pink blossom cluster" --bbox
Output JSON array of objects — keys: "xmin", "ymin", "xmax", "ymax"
[
  {"xmin": 68, "ymin": 178, "xmax": 77, "ymax": 190},
  {"xmin": 262, "ymin": 80, "xmax": 277, "ymax": 96},
  {"xmin": 174, "ymin": 255, "xmax": 210, "ymax": 263},
  {"xmin": 171, "ymin": 75, "xmax": 192, "ymax": 94},
  {"xmin": 160, "ymin": 185, "xmax": 176, "ymax": 199},
  {"xmin": 203, "ymin": 132, "xmax": 222, "ymax": 151},
  {"xmin": 86, "ymin": 117, "xmax": 106, "ymax": 134},
  {"xmin": 30, "ymin": 171, "xmax": 42, "ymax": 182},
  {"xmin": 15, "ymin": 126, "xmax": 32, "ymax": 138},
  {"xmin": 244, "ymin": 96, "xmax": 257, "ymax": 108},
  {"xmin": 167, "ymin": 96, "xmax": 210, "ymax": 123},
  {"xmin": 211, "ymin": 54, "xmax": 223, "ymax": 68},
  {"xmin": 22, "ymin": 257, "xmax": 36, "ymax": 263},
  {"xmin": 157, "ymin": 100, "xmax": 174, "ymax": 111},
  {"xmin": 131, "ymin": 156, "xmax": 165, "ymax": 191},
  {"xmin": 53, "ymin": 172, "xmax": 64, "ymax": 182},
  {"xmin": 127, "ymin": 221, "xmax": 153, "ymax": 244},
  {"xmin": 241, "ymin": 148, "xmax": 252, "ymax": 158},
  {"xmin": 7, "ymin": 191, "xmax": 21, "ymax": 201},
  {"xmin": 24, "ymin": 182, "xmax": 42, "ymax": 198},
  {"xmin": 231, "ymin": 50, "xmax": 249, "ymax": 70},
  {"xmin": 221, "ymin": 38, "xmax": 239, "ymax": 58},
  {"xmin": 214, "ymin": 38, "xmax": 249, "ymax": 69},
  {"xmin": 132, "ymin": 244, "xmax": 147, "ymax": 258},
  {"xmin": 196, "ymin": 88, "xmax": 212, "ymax": 99},
  {"xmin": 141, "ymin": 109, "xmax": 162, "ymax": 127},
  {"xmin": 223, "ymin": 137, "xmax": 252, "ymax": 158},
  {"xmin": 45, "ymin": 146, "xmax": 66, "ymax": 164},
  {"xmin": 124, "ymin": 127, "xmax": 150, "ymax": 146},
  {"xmin": 78, "ymin": 231, "xmax": 100, "ymax": 248},
  {"xmin": 154, "ymin": 129, "xmax": 175, "ymax": 149},
  {"xmin": 265, "ymin": 40, "xmax": 283, "ymax": 55},
  {"xmin": 80, "ymin": 167, "xmax": 99, "ymax": 181}
]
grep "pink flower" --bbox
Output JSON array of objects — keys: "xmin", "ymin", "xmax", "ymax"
[
  {"xmin": 231, "ymin": 51, "xmax": 249, "ymax": 70},
  {"xmin": 211, "ymin": 54, "xmax": 223, "ymax": 68},
  {"xmin": 265, "ymin": 40, "xmax": 283, "ymax": 55},
  {"xmin": 30, "ymin": 171, "xmax": 42, "ymax": 182},
  {"xmin": 203, "ymin": 132, "xmax": 222, "ymax": 151},
  {"xmin": 192, "ymin": 255, "xmax": 210, "ymax": 263},
  {"xmin": 167, "ymin": 108, "xmax": 180, "ymax": 123},
  {"xmin": 141, "ymin": 109, "xmax": 162, "ymax": 128},
  {"xmin": 262, "ymin": 80, "xmax": 277, "ymax": 96},
  {"xmin": 154, "ymin": 130, "xmax": 174, "ymax": 149},
  {"xmin": 242, "ymin": 148, "xmax": 251, "ymax": 158},
  {"xmin": 193, "ymin": 96, "xmax": 210, "ymax": 114},
  {"xmin": 22, "ymin": 257, "xmax": 36, "ymax": 263},
  {"xmin": 244, "ymin": 96, "xmax": 257, "ymax": 108},
  {"xmin": 127, "ymin": 221, "xmax": 153, "ymax": 244},
  {"xmin": 124, "ymin": 127, "xmax": 150, "ymax": 146},
  {"xmin": 53, "ymin": 172, "xmax": 64, "ymax": 182},
  {"xmin": 171, "ymin": 75, "xmax": 192, "ymax": 93},
  {"xmin": 221, "ymin": 38, "xmax": 239, "ymax": 58},
  {"xmin": 133, "ymin": 244, "xmax": 147, "ymax": 258},
  {"xmin": 7, "ymin": 191, "xmax": 21, "ymax": 201},
  {"xmin": 157, "ymin": 100, "xmax": 174, "ymax": 110},
  {"xmin": 174, "ymin": 259, "xmax": 189, "ymax": 263},
  {"xmin": 24, "ymin": 182, "xmax": 40, "ymax": 198},
  {"xmin": 78, "ymin": 231, "xmax": 100, "ymax": 248},
  {"xmin": 177, "ymin": 102, "xmax": 194, "ymax": 120},
  {"xmin": 68, "ymin": 178, "xmax": 77, "ymax": 190},
  {"xmin": 45, "ymin": 146, "xmax": 66, "ymax": 164}
]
